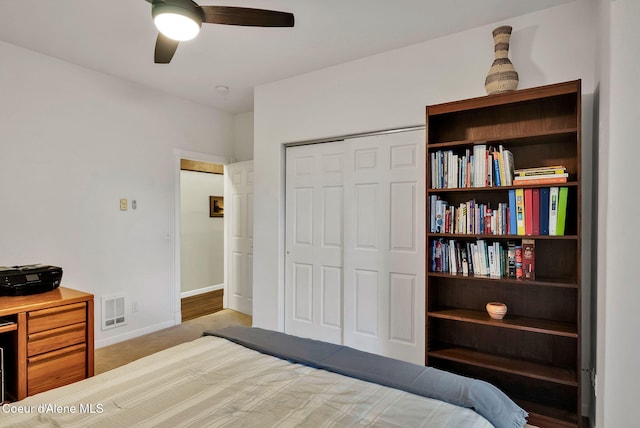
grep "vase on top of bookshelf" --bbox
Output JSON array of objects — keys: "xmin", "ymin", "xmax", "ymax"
[
  {"xmin": 426, "ymin": 80, "xmax": 582, "ymax": 427},
  {"xmin": 485, "ymin": 25, "xmax": 519, "ymax": 95}
]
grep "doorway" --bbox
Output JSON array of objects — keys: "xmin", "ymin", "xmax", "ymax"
[
  {"xmin": 173, "ymin": 149, "xmax": 228, "ymax": 324},
  {"xmin": 172, "ymin": 149, "xmax": 254, "ymax": 324},
  {"xmin": 179, "ymin": 159, "xmax": 225, "ymax": 321}
]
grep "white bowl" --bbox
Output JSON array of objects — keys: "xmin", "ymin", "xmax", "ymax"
[{"xmin": 486, "ymin": 302, "xmax": 507, "ymax": 320}]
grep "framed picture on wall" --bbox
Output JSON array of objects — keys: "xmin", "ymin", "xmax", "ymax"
[{"xmin": 209, "ymin": 196, "xmax": 224, "ymax": 217}]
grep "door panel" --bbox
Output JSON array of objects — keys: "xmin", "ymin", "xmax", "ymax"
[
  {"xmin": 225, "ymin": 160, "xmax": 253, "ymax": 315},
  {"xmin": 285, "ymin": 143, "xmax": 344, "ymax": 343}
]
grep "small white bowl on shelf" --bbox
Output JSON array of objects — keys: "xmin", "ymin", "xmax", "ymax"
[{"xmin": 486, "ymin": 302, "xmax": 507, "ymax": 320}]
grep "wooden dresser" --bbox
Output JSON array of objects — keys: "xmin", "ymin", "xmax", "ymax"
[{"xmin": 0, "ymin": 287, "xmax": 94, "ymax": 401}]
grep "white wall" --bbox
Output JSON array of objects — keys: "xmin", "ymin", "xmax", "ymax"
[
  {"xmin": 0, "ymin": 41, "xmax": 234, "ymax": 347},
  {"xmin": 180, "ymin": 170, "xmax": 224, "ymax": 294},
  {"xmin": 233, "ymin": 111, "xmax": 254, "ymax": 162},
  {"xmin": 252, "ymin": 0, "xmax": 598, "ymax": 418},
  {"xmin": 253, "ymin": 0, "xmax": 595, "ymax": 328},
  {"xmin": 596, "ymin": 1, "xmax": 640, "ymax": 427}
]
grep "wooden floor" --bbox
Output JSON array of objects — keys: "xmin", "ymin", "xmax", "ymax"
[{"xmin": 181, "ymin": 289, "xmax": 223, "ymax": 321}]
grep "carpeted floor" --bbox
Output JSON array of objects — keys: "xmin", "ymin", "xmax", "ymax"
[{"xmin": 94, "ymin": 309, "xmax": 251, "ymax": 374}]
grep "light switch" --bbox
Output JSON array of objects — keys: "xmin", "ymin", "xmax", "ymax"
[{"xmin": 120, "ymin": 198, "xmax": 128, "ymax": 211}]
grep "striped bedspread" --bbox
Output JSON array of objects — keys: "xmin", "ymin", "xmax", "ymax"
[{"xmin": 2, "ymin": 336, "xmax": 493, "ymax": 427}]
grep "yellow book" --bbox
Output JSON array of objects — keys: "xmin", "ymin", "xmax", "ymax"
[{"xmin": 515, "ymin": 188, "xmax": 526, "ymax": 235}]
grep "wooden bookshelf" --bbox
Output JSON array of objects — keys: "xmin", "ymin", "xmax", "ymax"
[{"xmin": 425, "ymin": 80, "xmax": 582, "ymax": 426}]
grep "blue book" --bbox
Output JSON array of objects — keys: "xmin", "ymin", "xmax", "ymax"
[
  {"xmin": 508, "ymin": 189, "xmax": 517, "ymax": 235},
  {"xmin": 539, "ymin": 187, "xmax": 550, "ymax": 235}
]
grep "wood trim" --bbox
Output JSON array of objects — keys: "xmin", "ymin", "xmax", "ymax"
[
  {"xmin": 0, "ymin": 288, "xmax": 94, "ymax": 317},
  {"xmin": 181, "ymin": 289, "xmax": 223, "ymax": 321},
  {"xmin": 86, "ymin": 298, "xmax": 94, "ymax": 377},
  {"xmin": 16, "ymin": 312, "xmax": 27, "ymax": 400},
  {"xmin": 180, "ymin": 159, "xmax": 224, "ymax": 174}
]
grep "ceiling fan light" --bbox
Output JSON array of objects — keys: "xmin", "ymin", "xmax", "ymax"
[
  {"xmin": 154, "ymin": 13, "xmax": 200, "ymax": 41},
  {"xmin": 152, "ymin": 3, "xmax": 203, "ymax": 41}
]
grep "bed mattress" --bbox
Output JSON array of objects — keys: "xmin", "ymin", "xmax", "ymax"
[{"xmin": 2, "ymin": 335, "xmax": 495, "ymax": 428}]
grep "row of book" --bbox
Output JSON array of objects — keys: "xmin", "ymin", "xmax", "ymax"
[
  {"xmin": 429, "ymin": 186, "xmax": 569, "ymax": 236},
  {"xmin": 431, "ymin": 238, "xmax": 536, "ymax": 279},
  {"xmin": 430, "ymin": 197, "xmax": 509, "ymax": 235},
  {"xmin": 513, "ymin": 165, "xmax": 569, "ymax": 186},
  {"xmin": 429, "ymin": 143, "xmax": 514, "ymax": 189}
]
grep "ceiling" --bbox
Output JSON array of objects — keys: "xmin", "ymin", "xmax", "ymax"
[{"xmin": 0, "ymin": 0, "xmax": 573, "ymax": 114}]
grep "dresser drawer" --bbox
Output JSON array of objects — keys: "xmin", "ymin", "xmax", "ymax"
[
  {"xmin": 28, "ymin": 302, "xmax": 86, "ymax": 334},
  {"xmin": 28, "ymin": 322, "xmax": 86, "ymax": 356},
  {"xmin": 28, "ymin": 343, "xmax": 86, "ymax": 395}
]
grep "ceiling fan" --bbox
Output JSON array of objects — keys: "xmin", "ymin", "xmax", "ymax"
[{"xmin": 145, "ymin": 0, "xmax": 295, "ymax": 64}]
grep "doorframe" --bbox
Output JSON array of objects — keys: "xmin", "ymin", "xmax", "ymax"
[{"xmin": 173, "ymin": 149, "xmax": 229, "ymax": 325}]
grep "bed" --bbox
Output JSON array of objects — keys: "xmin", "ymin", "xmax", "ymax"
[{"xmin": 1, "ymin": 326, "xmax": 528, "ymax": 428}]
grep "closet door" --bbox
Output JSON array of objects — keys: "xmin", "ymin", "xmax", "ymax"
[
  {"xmin": 284, "ymin": 129, "xmax": 425, "ymax": 364},
  {"xmin": 285, "ymin": 142, "xmax": 345, "ymax": 343},
  {"xmin": 343, "ymin": 131, "xmax": 425, "ymax": 364}
]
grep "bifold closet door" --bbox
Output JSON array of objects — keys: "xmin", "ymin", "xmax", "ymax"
[
  {"xmin": 284, "ymin": 129, "xmax": 425, "ymax": 364},
  {"xmin": 342, "ymin": 131, "xmax": 425, "ymax": 364},
  {"xmin": 285, "ymin": 142, "xmax": 345, "ymax": 344}
]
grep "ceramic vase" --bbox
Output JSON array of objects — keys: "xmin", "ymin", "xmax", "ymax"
[{"xmin": 485, "ymin": 25, "xmax": 518, "ymax": 95}]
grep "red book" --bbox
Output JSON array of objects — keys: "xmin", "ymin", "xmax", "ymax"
[
  {"xmin": 515, "ymin": 245, "xmax": 523, "ymax": 279},
  {"xmin": 532, "ymin": 188, "xmax": 540, "ymax": 235},
  {"xmin": 524, "ymin": 188, "xmax": 533, "ymax": 236}
]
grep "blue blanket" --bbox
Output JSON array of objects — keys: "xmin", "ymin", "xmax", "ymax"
[{"xmin": 204, "ymin": 326, "xmax": 527, "ymax": 428}]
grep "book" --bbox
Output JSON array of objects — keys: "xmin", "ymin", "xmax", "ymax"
[
  {"xmin": 539, "ymin": 187, "xmax": 550, "ymax": 235},
  {"xmin": 498, "ymin": 145, "xmax": 506, "ymax": 186},
  {"xmin": 515, "ymin": 188, "xmax": 525, "ymax": 235},
  {"xmin": 514, "ymin": 165, "xmax": 566, "ymax": 176},
  {"xmin": 514, "ymin": 172, "xmax": 568, "ymax": 180},
  {"xmin": 524, "ymin": 188, "xmax": 533, "ymax": 236},
  {"xmin": 532, "ymin": 188, "xmax": 540, "ymax": 235},
  {"xmin": 435, "ymin": 199, "xmax": 447, "ymax": 233},
  {"xmin": 502, "ymin": 149, "xmax": 515, "ymax": 186},
  {"xmin": 515, "ymin": 245, "xmax": 523, "ymax": 279},
  {"xmin": 522, "ymin": 239, "xmax": 536, "ymax": 280},
  {"xmin": 508, "ymin": 189, "xmax": 517, "ymax": 235},
  {"xmin": 549, "ymin": 186, "xmax": 559, "ymax": 235},
  {"xmin": 556, "ymin": 187, "xmax": 569, "ymax": 236},
  {"xmin": 512, "ymin": 175, "xmax": 568, "ymax": 185},
  {"xmin": 507, "ymin": 241, "xmax": 516, "ymax": 277}
]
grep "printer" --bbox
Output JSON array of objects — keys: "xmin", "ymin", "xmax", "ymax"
[{"xmin": 0, "ymin": 264, "xmax": 63, "ymax": 296}]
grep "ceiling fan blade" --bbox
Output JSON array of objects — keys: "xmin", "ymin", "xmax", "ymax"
[
  {"xmin": 199, "ymin": 6, "xmax": 294, "ymax": 27},
  {"xmin": 154, "ymin": 33, "xmax": 180, "ymax": 64}
]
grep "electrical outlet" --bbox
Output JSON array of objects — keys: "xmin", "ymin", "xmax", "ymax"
[
  {"xmin": 120, "ymin": 198, "xmax": 128, "ymax": 211},
  {"xmin": 132, "ymin": 301, "xmax": 138, "ymax": 312}
]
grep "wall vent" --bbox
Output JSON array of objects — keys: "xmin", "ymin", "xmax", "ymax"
[{"xmin": 102, "ymin": 294, "xmax": 126, "ymax": 330}]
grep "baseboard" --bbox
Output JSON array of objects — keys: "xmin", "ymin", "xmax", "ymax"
[
  {"xmin": 181, "ymin": 283, "xmax": 224, "ymax": 299},
  {"xmin": 95, "ymin": 320, "xmax": 176, "ymax": 349}
]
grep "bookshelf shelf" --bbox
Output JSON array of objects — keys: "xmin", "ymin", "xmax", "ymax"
[
  {"xmin": 427, "ymin": 181, "xmax": 578, "ymax": 193},
  {"xmin": 427, "ymin": 128, "xmax": 579, "ymax": 150},
  {"xmin": 428, "ymin": 346, "xmax": 578, "ymax": 386},
  {"xmin": 427, "ymin": 272, "xmax": 578, "ymax": 288},
  {"xmin": 428, "ymin": 308, "xmax": 577, "ymax": 337},
  {"xmin": 425, "ymin": 80, "xmax": 582, "ymax": 427}
]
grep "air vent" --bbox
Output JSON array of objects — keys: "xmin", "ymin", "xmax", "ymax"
[{"xmin": 102, "ymin": 294, "xmax": 126, "ymax": 330}]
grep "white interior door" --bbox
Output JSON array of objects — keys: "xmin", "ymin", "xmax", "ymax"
[
  {"xmin": 342, "ymin": 131, "xmax": 425, "ymax": 364},
  {"xmin": 285, "ymin": 143, "xmax": 344, "ymax": 343},
  {"xmin": 284, "ymin": 129, "xmax": 425, "ymax": 364},
  {"xmin": 225, "ymin": 160, "xmax": 254, "ymax": 315}
]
